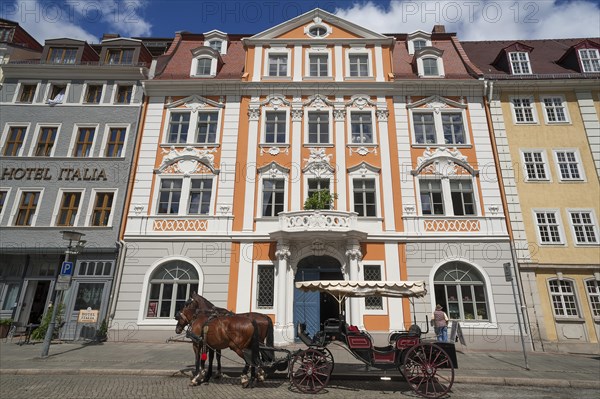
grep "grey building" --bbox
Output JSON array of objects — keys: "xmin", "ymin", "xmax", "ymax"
[{"xmin": 0, "ymin": 36, "xmax": 153, "ymax": 339}]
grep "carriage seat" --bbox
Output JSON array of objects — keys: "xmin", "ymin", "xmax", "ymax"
[{"xmin": 388, "ymin": 324, "xmax": 421, "ymax": 349}]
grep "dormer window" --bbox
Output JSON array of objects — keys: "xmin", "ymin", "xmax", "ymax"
[
  {"xmin": 0, "ymin": 27, "xmax": 14, "ymax": 42},
  {"xmin": 106, "ymin": 48, "xmax": 134, "ymax": 65},
  {"xmin": 407, "ymin": 31, "xmax": 432, "ymax": 55},
  {"xmin": 416, "ymin": 48, "xmax": 445, "ymax": 78},
  {"xmin": 413, "ymin": 39, "xmax": 427, "ymax": 51},
  {"xmin": 208, "ymin": 40, "xmax": 222, "ymax": 53},
  {"xmin": 190, "ymin": 47, "xmax": 219, "ymax": 77},
  {"xmin": 47, "ymin": 47, "xmax": 77, "ymax": 64},
  {"xmin": 509, "ymin": 52, "xmax": 531, "ymax": 74},
  {"xmin": 422, "ymin": 58, "xmax": 439, "ymax": 76},
  {"xmin": 579, "ymin": 49, "xmax": 600, "ymax": 73},
  {"xmin": 203, "ymin": 30, "xmax": 228, "ymax": 55}
]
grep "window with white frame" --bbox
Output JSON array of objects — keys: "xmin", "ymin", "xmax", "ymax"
[
  {"xmin": 2, "ymin": 126, "xmax": 27, "ymax": 156},
  {"xmin": 34, "ymin": 126, "xmax": 58, "ymax": 157},
  {"xmin": 450, "ymin": 180, "xmax": 475, "ymax": 216},
  {"xmin": 115, "ymin": 84, "xmax": 133, "ymax": 104},
  {"xmin": 146, "ymin": 261, "xmax": 199, "ymax": 319},
  {"xmin": 84, "ymin": 84, "xmax": 103, "ymax": 104},
  {"xmin": 509, "ymin": 52, "xmax": 531, "ymax": 74},
  {"xmin": 207, "ymin": 40, "xmax": 222, "ymax": 53},
  {"xmin": 522, "ymin": 151, "xmax": 549, "ymax": 181},
  {"xmin": 422, "ymin": 58, "xmax": 439, "ymax": 76},
  {"xmin": 196, "ymin": 58, "xmax": 213, "ymax": 76},
  {"xmin": 167, "ymin": 112, "xmax": 190, "ymax": 144},
  {"xmin": 364, "ymin": 265, "xmax": 383, "ymax": 310},
  {"xmin": 307, "ymin": 178, "xmax": 330, "ymax": 199},
  {"xmin": 434, "ymin": 262, "xmax": 489, "ymax": 321},
  {"xmin": 307, "ymin": 111, "xmax": 330, "ymax": 144},
  {"xmin": 353, "ymin": 178, "xmax": 377, "ymax": 217},
  {"xmin": 14, "ymin": 191, "xmax": 41, "ymax": 226},
  {"xmin": 264, "ymin": 111, "xmax": 287, "ymax": 144},
  {"xmin": 554, "ymin": 150, "xmax": 583, "ymax": 180},
  {"xmin": 542, "ymin": 96, "xmax": 568, "ymax": 123},
  {"xmin": 413, "ymin": 39, "xmax": 427, "ymax": 51},
  {"xmin": 511, "ymin": 97, "xmax": 536, "ymax": 123},
  {"xmin": 419, "ymin": 177, "xmax": 477, "ymax": 216},
  {"xmin": 412, "ymin": 111, "xmax": 466, "ymax": 145},
  {"xmin": 268, "ymin": 53, "xmax": 288, "ymax": 77},
  {"xmin": 568, "ymin": 211, "xmax": 598, "ymax": 244},
  {"xmin": 196, "ymin": 112, "xmax": 219, "ymax": 144},
  {"xmin": 308, "ymin": 25, "xmax": 328, "ymax": 38},
  {"xmin": 548, "ymin": 279, "xmax": 579, "ymax": 317},
  {"xmin": 157, "ymin": 179, "xmax": 182, "ymax": 214},
  {"xmin": 188, "ymin": 179, "xmax": 213, "ymax": 215},
  {"xmin": 90, "ymin": 192, "xmax": 114, "ymax": 227},
  {"xmin": 350, "ymin": 112, "xmax": 373, "ymax": 144},
  {"xmin": 73, "ymin": 127, "xmax": 95, "ymax": 157},
  {"xmin": 579, "ymin": 49, "xmax": 600, "ymax": 73},
  {"xmin": 585, "ymin": 279, "xmax": 600, "ymax": 318},
  {"xmin": 156, "ymin": 177, "xmax": 214, "ymax": 215},
  {"xmin": 56, "ymin": 191, "xmax": 82, "ymax": 227},
  {"xmin": 261, "ymin": 179, "xmax": 285, "ymax": 217},
  {"xmin": 105, "ymin": 127, "xmax": 126, "ymax": 157},
  {"xmin": 309, "ymin": 54, "xmax": 329, "ymax": 77},
  {"xmin": 0, "ymin": 190, "xmax": 7, "ymax": 217},
  {"xmin": 46, "ymin": 83, "xmax": 67, "ymax": 105},
  {"xmin": 535, "ymin": 211, "xmax": 563, "ymax": 244},
  {"xmin": 420, "ymin": 179, "xmax": 444, "ymax": 215},
  {"xmin": 165, "ymin": 110, "xmax": 220, "ymax": 145},
  {"xmin": 78, "ymin": 261, "xmax": 113, "ymax": 276},
  {"xmin": 407, "ymin": 32, "xmax": 432, "ymax": 55},
  {"xmin": 348, "ymin": 54, "xmax": 369, "ymax": 77},
  {"xmin": 17, "ymin": 83, "xmax": 37, "ymax": 103},
  {"xmin": 256, "ymin": 265, "xmax": 274, "ymax": 309}
]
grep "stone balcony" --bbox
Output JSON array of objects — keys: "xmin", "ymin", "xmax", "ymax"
[{"xmin": 278, "ymin": 210, "xmax": 358, "ymax": 233}]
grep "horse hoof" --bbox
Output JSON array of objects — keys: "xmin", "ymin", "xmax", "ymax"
[
  {"xmin": 240, "ymin": 374, "xmax": 249, "ymax": 388},
  {"xmin": 214, "ymin": 372, "xmax": 222, "ymax": 379},
  {"xmin": 257, "ymin": 368, "xmax": 266, "ymax": 383}
]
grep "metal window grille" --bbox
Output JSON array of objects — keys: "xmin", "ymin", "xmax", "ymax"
[
  {"xmin": 549, "ymin": 279, "xmax": 579, "ymax": 317},
  {"xmin": 257, "ymin": 265, "xmax": 274, "ymax": 309},
  {"xmin": 364, "ymin": 265, "xmax": 382, "ymax": 310}
]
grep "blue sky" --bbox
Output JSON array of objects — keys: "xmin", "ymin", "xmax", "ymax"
[{"xmin": 2, "ymin": 0, "xmax": 599, "ymax": 43}]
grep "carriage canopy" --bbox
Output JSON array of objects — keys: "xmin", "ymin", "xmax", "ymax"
[{"xmin": 295, "ymin": 280, "xmax": 427, "ymax": 300}]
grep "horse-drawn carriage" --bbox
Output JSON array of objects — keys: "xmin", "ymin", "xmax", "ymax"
[{"xmin": 175, "ymin": 280, "xmax": 457, "ymax": 398}]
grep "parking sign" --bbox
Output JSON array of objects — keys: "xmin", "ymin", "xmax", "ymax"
[{"xmin": 61, "ymin": 261, "xmax": 74, "ymax": 276}]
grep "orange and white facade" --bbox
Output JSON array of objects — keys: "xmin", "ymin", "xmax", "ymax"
[{"xmin": 114, "ymin": 10, "xmax": 521, "ymax": 349}]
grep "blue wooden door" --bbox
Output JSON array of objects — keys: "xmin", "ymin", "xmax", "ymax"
[{"xmin": 294, "ymin": 269, "xmax": 320, "ymax": 340}]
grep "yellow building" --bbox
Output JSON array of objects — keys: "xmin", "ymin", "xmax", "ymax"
[{"xmin": 464, "ymin": 39, "xmax": 600, "ymax": 353}]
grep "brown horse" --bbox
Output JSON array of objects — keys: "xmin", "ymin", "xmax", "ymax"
[
  {"xmin": 175, "ymin": 298, "xmax": 261, "ymax": 387},
  {"xmin": 190, "ymin": 292, "xmax": 275, "ymax": 383}
]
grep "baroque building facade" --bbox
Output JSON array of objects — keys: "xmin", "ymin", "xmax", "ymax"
[{"xmin": 114, "ymin": 9, "xmax": 521, "ymax": 349}]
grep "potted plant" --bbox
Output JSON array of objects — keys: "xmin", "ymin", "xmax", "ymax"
[
  {"xmin": 0, "ymin": 318, "xmax": 13, "ymax": 339},
  {"xmin": 304, "ymin": 189, "xmax": 337, "ymax": 210},
  {"xmin": 96, "ymin": 319, "xmax": 108, "ymax": 342}
]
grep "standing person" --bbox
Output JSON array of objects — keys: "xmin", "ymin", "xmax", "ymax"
[{"xmin": 432, "ymin": 304, "xmax": 449, "ymax": 342}]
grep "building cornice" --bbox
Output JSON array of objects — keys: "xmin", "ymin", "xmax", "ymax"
[
  {"xmin": 1, "ymin": 63, "xmax": 149, "ymax": 80},
  {"xmin": 242, "ymin": 37, "xmax": 395, "ymax": 47}
]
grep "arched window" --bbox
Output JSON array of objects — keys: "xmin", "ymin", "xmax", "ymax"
[
  {"xmin": 146, "ymin": 260, "xmax": 199, "ymax": 318},
  {"xmin": 434, "ymin": 262, "xmax": 489, "ymax": 321}
]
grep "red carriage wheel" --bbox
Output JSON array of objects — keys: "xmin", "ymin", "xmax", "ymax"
[
  {"xmin": 289, "ymin": 348, "xmax": 333, "ymax": 393},
  {"xmin": 400, "ymin": 343, "xmax": 455, "ymax": 398}
]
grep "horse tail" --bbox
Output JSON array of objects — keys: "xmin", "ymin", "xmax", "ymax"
[
  {"xmin": 251, "ymin": 319, "xmax": 260, "ymax": 367},
  {"xmin": 264, "ymin": 316, "xmax": 275, "ymax": 362}
]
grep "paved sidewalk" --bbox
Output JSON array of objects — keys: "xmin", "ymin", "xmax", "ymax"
[{"xmin": 1, "ymin": 339, "xmax": 598, "ymax": 389}]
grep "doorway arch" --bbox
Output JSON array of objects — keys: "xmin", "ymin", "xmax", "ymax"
[{"xmin": 293, "ymin": 255, "xmax": 343, "ymax": 339}]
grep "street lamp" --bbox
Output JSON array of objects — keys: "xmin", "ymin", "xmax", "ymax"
[{"xmin": 40, "ymin": 230, "xmax": 86, "ymax": 358}]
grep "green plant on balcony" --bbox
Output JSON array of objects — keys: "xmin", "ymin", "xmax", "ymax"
[{"xmin": 303, "ymin": 189, "xmax": 337, "ymax": 210}]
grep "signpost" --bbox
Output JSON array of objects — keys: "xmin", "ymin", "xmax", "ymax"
[{"xmin": 504, "ymin": 262, "xmax": 529, "ymax": 370}]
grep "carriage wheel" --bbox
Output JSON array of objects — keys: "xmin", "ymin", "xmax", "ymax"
[
  {"xmin": 316, "ymin": 347, "xmax": 335, "ymax": 375},
  {"xmin": 289, "ymin": 348, "xmax": 333, "ymax": 393},
  {"xmin": 400, "ymin": 343, "xmax": 454, "ymax": 398}
]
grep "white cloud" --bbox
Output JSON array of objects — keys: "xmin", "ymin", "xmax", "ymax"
[
  {"xmin": 334, "ymin": 0, "xmax": 600, "ymax": 40},
  {"xmin": 1, "ymin": 0, "xmax": 152, "ymax": 43}
]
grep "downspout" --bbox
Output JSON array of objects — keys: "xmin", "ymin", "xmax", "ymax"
[
  {"xmin": 107, "ymin": 92, "xmax": 150, "ymax": 324},
  {"xmin": 482, "ymin": 80, "xmax": 539, "ymax": 351}
]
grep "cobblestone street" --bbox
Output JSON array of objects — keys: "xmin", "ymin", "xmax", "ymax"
[{"xmin": 1, "ymin": 374, "xmax": 599, "ymax": 399}]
